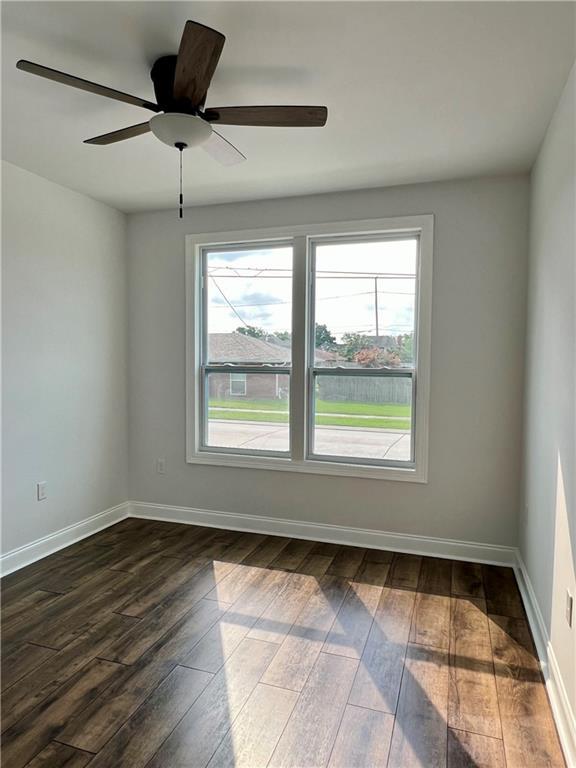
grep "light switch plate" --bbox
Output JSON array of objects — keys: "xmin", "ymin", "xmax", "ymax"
[{"xmin": 36, "ymin": 481, "xmax": 47, "ymax": 501}]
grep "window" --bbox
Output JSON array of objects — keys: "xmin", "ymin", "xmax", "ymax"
[
  {"xmin": 309, "ymin": 236, "xmax": 417, "ymax": 466},
  {"xmin": 229, "ymin": 373, "xmax": 247, "ymax": 397},
  {"xmin": 187, "ymin": 216, "xmax": 432, "ymax": 481},
  {"xmin": 200, "ymin": 242, "xmax": 292, "ymax": 456}
]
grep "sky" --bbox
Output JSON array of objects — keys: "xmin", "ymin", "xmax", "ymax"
[{"xmin": 205, "ymin": 238, "xmax": 417, "ymax": 344}]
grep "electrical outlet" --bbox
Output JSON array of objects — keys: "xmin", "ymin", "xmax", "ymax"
[
  {"xmin": 566, "ymin": 591, "xmax": 573, "ymax": 628},
  {"xmin": 36, "ymin": 481, "xmax": 47, "ymax": 501},
  {"xmin": 156, "ymin": 458, "xmax": 166, "ymax": 475}
]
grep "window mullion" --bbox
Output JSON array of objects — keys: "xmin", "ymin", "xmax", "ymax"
[{"xmin": 290, "ymin": 235, "xmax": 307, "ymax": 461}]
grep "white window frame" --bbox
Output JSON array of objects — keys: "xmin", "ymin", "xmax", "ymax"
[
  {"xmin": 186, "ymin": 215, "xmax": 433, "ymax": 482},
  {"xmin": 229, "ymin": 372, "xmax": 247, "ymax": 397}
]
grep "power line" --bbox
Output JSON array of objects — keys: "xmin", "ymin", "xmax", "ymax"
[
  {"xmin": 209, "ymin": 288, "xmax": 415, "ymax": 310},
  {"xmin": 206, "ymin": 266, "xmax": 416, "ymax": 279},
  {"xmin": 209, "ymin": 278, "xmax": 251, "ymax": 329},
  {"xmin": 208, "ymin": 274, "xmax": 415, "ymax": 280},
  {"xmin": 209, "ymin": 272, "xmax": 414, "ymax": 336}
]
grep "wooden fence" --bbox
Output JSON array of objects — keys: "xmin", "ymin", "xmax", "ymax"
[{"xmin": 317, "ymin": 375, "xmax": 412, "ymax": 405}]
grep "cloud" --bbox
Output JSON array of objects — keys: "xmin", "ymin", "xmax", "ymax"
[
  {"xmin": 209, "ymin": 250, "xmax": 244, "ymax": 263},
  {"xmin": 238, "ymin": 291, "xmax": 284, "ymax": 307},
  {"xmin": 210, "ymin": 247, "xmax": 287, "ymax": 264},
  {"xmin": 245, "ymin": 309, "xmax": 273, "ymax": 323}
]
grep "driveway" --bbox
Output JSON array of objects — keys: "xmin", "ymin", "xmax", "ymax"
[{"xmin": 207, "ymin": 420, "xmax": 411, "ymax": 461}]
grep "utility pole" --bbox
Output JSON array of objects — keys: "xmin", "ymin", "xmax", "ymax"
[{"xmin": 374, "ymin": 276, "xmax": 379, "ymax": 339}]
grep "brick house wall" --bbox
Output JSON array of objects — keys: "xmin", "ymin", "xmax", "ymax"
[{"xmin": 208, "ymin": 372, "xmax": 287, "ymax": 400}]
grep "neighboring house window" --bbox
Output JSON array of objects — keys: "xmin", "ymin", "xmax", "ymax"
[
  {"xmin": 229, "ymin": 372, "xmax": 247, "ymax": 396},
  {"xmin": 187, "ymin": 216, "xmax": 433, "ymax": 481}
]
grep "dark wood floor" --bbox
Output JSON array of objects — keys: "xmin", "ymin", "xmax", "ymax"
[{"xmin": 1, "ymin": 518, "xmax": 565, "ymax": 768}]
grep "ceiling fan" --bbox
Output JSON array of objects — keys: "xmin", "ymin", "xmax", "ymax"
[{"xmin": 16, "ymin": 19, "xmax": 328, "ymax": 169}]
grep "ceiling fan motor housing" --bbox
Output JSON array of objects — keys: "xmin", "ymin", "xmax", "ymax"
[
  {"xmin": 151, "ymin": 55, "xmax": 210, "ymax": 114},
  {"xmin": 150, "ymin": 56, "xmax": 213, "ymax": 148},
  {"xmin": 150, "ymin": 55, "xmax": 181, "ymax": 112}
]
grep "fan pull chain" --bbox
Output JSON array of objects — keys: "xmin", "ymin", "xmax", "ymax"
[{"xmin": 175, "ymin": 142, "xmax": 187, "ymax": 219}]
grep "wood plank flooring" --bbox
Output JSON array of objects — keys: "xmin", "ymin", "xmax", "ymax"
[{"xmin": 1, "ymin": 519, "xmax": 566, "ymax": 768}]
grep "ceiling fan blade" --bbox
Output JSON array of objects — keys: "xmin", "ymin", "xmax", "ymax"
[
  {"xmin": 203, "ymin": 105, "xmax": 328, "ymax": 127},
  {"xmin": 16, "ymin": 60, "xmax": 160, "ymax": 112},
  {"xmin": 84, "ymin": 122, "xmax": 151, "ymax": 145},
  {"xmin": 173, "ymin": 20, "xmax": 225, "ymax": 108},
  {"xmin": 202, "ymin": 129, "xmax": 246, "ymax": 166}
]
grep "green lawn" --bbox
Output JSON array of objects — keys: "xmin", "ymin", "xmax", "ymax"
[
  {"xmin": 208, "ymin": 398, "xmax": 411, "ymax": 430},
  {"xmin": 209, "ymin": 409, "xmax": 289, "ymax": 423},
  {"xmin": 209, "ymin": 398, "xmax": 411, "ymax": 418},
  {"xmin": 317, "ymin": 400, "xmax": 409, "ymax": 418},
  {"xmin": 210, "ymin": 398, "xmax": 288, "ymax": 412},
  {"xmin": 318, "ymin": 415, "xmax": 409, "ymax": 429}
]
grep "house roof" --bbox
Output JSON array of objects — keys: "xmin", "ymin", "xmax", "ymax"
[
  {"xmin": 208, "ymin": 333, "xmax": 338, "ymax": 363},
  {"xmin": 208, "ymin": 333, "xmax": 291, "ymax": 364}
]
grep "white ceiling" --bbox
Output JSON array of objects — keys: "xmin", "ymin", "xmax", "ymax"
[{"xmin": 2, "ymin": 2, "xmax": 574, "ymax": 212}]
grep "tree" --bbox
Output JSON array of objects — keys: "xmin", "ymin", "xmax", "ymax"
[
  {"xmin": 340, "ymin": 332, "xmax": 367, "ymax": 361},
  {"xmin": 397, "ymin": 333, "xmax": 414, "ymax": 365},
  {"xmin": 236, "ymin": 325, "xmax": 266, "ymax": 339},
  {"xmin": 353, "ymin": 346, "xmax": 401, "ymax": 368},
  {"xmin": 340, "ymin": 332, "xmax": 405, "ymax": 367},
  {"xmin": 353, "ymin": 347, "xmax": 381, "ymax": 367},
  {"xmin": 315, "ymin": 323, "xmax": 336, "ymax": 350}
]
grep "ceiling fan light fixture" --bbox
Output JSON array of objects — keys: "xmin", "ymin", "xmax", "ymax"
[{"xmin": 149, "ymin": 112, "xmax": 212, "ymax": 148}]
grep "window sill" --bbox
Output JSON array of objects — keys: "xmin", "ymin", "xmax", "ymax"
[{"xmin": 186, "ymin": 451, "xmax": 428, "ymax": 483}]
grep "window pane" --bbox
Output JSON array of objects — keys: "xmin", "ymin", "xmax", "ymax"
[
  {"xmin": 313, "ymin": 238, "xmax": 417, "ymax": 368},
  {"xmin": 205, "ymin": 244, "xmax": 292, "ymax": 365},
  {"xmin": 311, "ymin": 374, "xmax": 412, "ymax": 462},
  {"xmin": 205, "ymin": 372, "xmax": 290, "ymax": 453},
  {"xmin": 229, "ymin": 373, "xmax": 247, "ymax": 396}
]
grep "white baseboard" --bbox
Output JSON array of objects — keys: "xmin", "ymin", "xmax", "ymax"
[
  {"xmin": 0, "ymin": 498, "xmax": 517, "ymax": 576},
  {"xmin": 515, "ymin": 554, "xmax": 576, "ymax": 767},
  {"xmin": 128, "ymin": 500, "xmax": 517, "ymax": 566},
  {"xmin": 0, "ymin": 502, "xmax": 130, "ymax": 576}
]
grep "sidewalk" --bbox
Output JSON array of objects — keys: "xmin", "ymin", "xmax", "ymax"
[{"xmin": 207, "ymin": 419, "xmax": 411, "ymax": 460}]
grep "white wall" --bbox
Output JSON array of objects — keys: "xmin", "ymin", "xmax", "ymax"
[
  {"xmin": 127, "ymin": 174, "xmax": 529, "ymax": 546},
  {"xmin": 2, "ymin": 162, "xmax": 128, "ymax": 554},
  {"xmin": 522, "ymin": 64, "xmax": 576, "ymax": 721}
]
